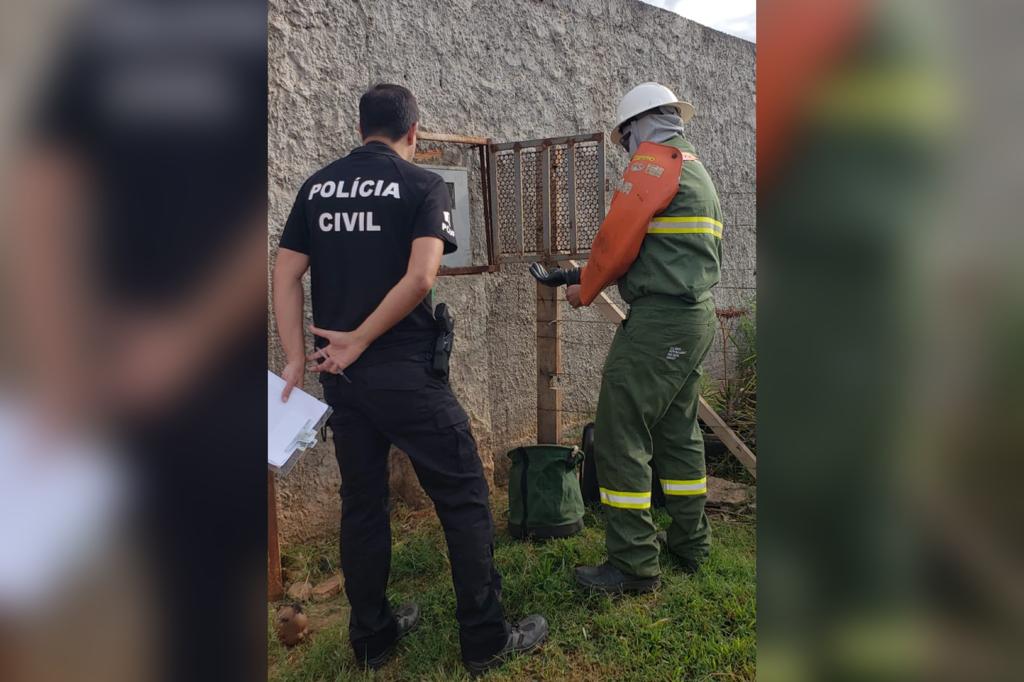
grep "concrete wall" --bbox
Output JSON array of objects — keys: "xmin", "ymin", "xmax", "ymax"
[{"xmin": 268, "ymin": 0, "xmax": 756, "ymax": 545}]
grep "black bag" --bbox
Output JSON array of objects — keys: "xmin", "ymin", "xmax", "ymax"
[{"xmin": 580, "ymin": 423, "xmax": 599, "ymax": 506}]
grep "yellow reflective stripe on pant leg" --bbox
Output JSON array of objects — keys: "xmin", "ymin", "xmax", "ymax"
[
  {"xmin": 648, "ymin": 216, "xmax": 722, "ymax": 238},
  {"xmin": 660, "ymin": 477, "xmax": 708, "ymax": 495},
  {"xmin": 599, "ymin": 487, "xmax": 652, "ymax": 510}
]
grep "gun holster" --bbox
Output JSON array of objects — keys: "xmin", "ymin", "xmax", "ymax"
[{"xmin": 431, "ymin": 303, "xmax": 455, "ymax": 381}]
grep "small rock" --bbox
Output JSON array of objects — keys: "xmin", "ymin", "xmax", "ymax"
[
  {"xmin": 312, "ymin": 574, "xmax": 342, "ymax": 600},
  {"xmin": 707, "ymin": 476, "xmax": 753, "ymax": 508},
  {"xmin": 275, "ymin": 604, "xmax": 309, "ymax": 647},
  {"xmin": 286, "ymin": 580, "xmax": 313, "ymax": 602}
]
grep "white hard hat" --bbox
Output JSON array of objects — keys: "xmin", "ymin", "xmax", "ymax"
[{"xmin": 611, "ymin": 82, "xmax": 694, "ymax": 144}]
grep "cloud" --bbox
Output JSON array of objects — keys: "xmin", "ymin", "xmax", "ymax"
[{"xmin": 639, "ymin": 0, "xmax": 756, "ymax": 42}]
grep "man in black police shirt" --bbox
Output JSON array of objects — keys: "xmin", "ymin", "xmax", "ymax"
[{"xmin": 273, "ymin": 84, "xmax": 547, "ymax": 674}]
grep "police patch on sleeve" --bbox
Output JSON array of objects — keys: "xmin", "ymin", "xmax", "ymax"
[{"xmin": 441, "ymin": 211, "xmax": 456, "ymax": 238}]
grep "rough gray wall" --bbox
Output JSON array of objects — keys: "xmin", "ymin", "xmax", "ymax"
[{"xmin": 268, "ymin": 0, "xmax": 755, "ymax": 544}]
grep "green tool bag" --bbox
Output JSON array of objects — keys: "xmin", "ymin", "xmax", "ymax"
[{"xmin": 507, "ymin": 445, "xmax": 585, "ymax": 539}]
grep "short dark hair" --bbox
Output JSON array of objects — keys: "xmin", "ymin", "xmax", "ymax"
[{"xmin": 359, "ymin": 84, "xmax": 419, "ymax": 141}]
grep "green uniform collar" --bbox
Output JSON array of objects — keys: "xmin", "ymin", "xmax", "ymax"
[{"xmin": 662, "ymin": 135, "xmax": 697, "ymax": 156}]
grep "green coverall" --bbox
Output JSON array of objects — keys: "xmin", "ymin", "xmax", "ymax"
[{"xmin": 594, "ymin": 135, "xmax": 723, "ymax": 578}]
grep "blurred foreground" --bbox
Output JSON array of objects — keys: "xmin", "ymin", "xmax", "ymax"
[
  {"xmin": 758, "ymin": 0, "xmax": 1023, "ymax": 679},
  {"xmin": 0, "ymin": 1, "xmax": 267, "ymax": 680}
]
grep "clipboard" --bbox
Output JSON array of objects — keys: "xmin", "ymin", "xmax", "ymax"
[{"xmin": 267, "ymin": 371, "xmax": 332, "ymax": 475}]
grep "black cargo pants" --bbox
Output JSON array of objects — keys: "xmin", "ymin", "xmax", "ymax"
[{"xmin": 320, "ymin": 356, "xmax": 508, "ymax": 663}]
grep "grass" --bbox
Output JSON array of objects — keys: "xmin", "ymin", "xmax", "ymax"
[{"xmin": 269, "ymin": 495, "xmax": 756, "ymax": 681}]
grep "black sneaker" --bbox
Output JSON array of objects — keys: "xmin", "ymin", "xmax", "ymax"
[
  {"xmin": 363, "ymin": 602, "xmax": 420, "ymax": 670},
  {"xmin": 464, "ymin": 614, "xmax": 548, "ymax": 677},
  {"xmin": 656, "ymin": 532, "xmax": 702, "ymax": 574},
  {"xmin": 575, "ymin": 561, "xmax": 660, "ymax": 593}
]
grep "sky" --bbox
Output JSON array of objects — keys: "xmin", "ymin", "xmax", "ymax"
[{"xmin": 638, "ymin": 0, "xmax": 756, "ymax": 42}]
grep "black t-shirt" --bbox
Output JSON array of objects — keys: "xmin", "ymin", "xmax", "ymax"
[{"xmin": 279, "ymin": 141, "xmax": 457, "ymax": 362}]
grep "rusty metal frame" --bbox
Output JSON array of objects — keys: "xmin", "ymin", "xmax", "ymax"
[
  {"xmin": 417, "ymin": 131, "xmax": 498, "ymax": 275},
  {"xmin": 566, "ymin": 143, "xmax": 577, "ymax": 253},
  {"xmin": 488, "ymin": 132, "xmax": 605, "ymax": 264},
  {"xmin": 416, "ymin": 131, "xmax": 605, "ymax": 271},
  {"xmin": 418, "ymin": 131, "xmax": 489, "ymax": 145},
  {"xmin": 489, "ymin": 131, "xmax": 603, "ymax": 152}
]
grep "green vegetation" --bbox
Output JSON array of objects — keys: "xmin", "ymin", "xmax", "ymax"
[
  {"xmin": 269, "ymin": 496, "xmax": 756, "ymax": 681},
  {"xmin": 702, "ymin": 300, "xmax": 757, "ymax": 484}
]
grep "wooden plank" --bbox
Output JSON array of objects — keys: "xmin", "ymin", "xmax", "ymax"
[
  {"xmin": 413, "ymin": 148, "xmax": 443, "ymax": 164},
  {"xmin": 536, "ymin": 278, "xmax": 562, "ymax": 444},
  {"xmin": 268, "ymin": 470, "xmax": 284, "ymax": 601},
  {"xmin": 696, "ymin": 399, "xmax": 757, "ymax": 476},
  {"xmin": 418, "ymin": 131, "xmax": 490, "ymax": 145},
  {"xmin": 438, "ymin": 264, "xmax": 498, "ymax": 276},
  {"xmin": 558, "ymin": 259, "xmax": 756, "ymax": 478}
]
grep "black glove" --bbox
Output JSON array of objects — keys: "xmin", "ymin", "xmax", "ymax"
[{"xmin": 529, "ymin": 263, "xmax": 581, "ymax": 287}]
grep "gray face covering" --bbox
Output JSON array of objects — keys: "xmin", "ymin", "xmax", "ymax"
[{"xmin": 619, "ymin": 106, "xmax": 685, "ymax": 155}]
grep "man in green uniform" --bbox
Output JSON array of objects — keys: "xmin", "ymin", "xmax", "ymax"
[{"xmin": 532, "ymin": 82, "xmax": 723, "ymax": 592}]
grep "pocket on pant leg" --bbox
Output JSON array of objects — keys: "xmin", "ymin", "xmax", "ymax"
[
  {"xmin": 434, "ymin": 401, "xmax": 468, "ymax": 430},
  {"xmin": 395, "ymin": 401, "xmax": 488, "ymax": 510},
  {"xmin": 434, "ymin": 403, "xmax": 484, "ymax": 475},
  {"xmin": 363, "ymin": 362, "xmax": 433, "ymax": 426},
  {"xmin": 363, "ymin": 361, "xmax": 431, "ymax": 390},
  {"xmin": 321, "ymin": 378, "xmax": 352, "ymax": 413}
]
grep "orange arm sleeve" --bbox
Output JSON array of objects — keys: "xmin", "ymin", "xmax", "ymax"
[{"xmin": 578, "ymin": 142, "xmax": 683, "ymax": 306}]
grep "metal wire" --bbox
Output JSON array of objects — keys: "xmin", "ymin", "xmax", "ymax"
[
  {"xmin": 494, "ymin": 151, "xmax": 518, "ymax": 256},
  {"xmin": 573, "ymin": 143, "xmax": 603, "ymax": 248}
]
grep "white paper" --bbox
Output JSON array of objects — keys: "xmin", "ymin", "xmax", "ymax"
[
  {"xmin": 0, "ymin": 398, "xmax": 127, "ymax": 611},
  {"xmin": 267, "ymin": 371, "xmax": 332, "ymax": 472}
]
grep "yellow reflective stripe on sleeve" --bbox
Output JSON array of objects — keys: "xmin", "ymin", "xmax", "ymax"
[
  {"xmin": 648, "ymin": 226, "xmax": 722, "ymax": 237},
  {"xmin": 648, "ymin": 216, "xmax": 723, "ymax": 238},
  {"xmin": 599, "ymin": 487, "xmax": 652, "ymax": 510},
  {"xmin": 660, "ymin": 477, "xmax": 708, "ymax": 496},
  {"xmin": 651, "ymin": 216, "xmax": 723, "ymax": 228}
]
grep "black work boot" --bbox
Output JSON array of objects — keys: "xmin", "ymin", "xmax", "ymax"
[
  {"xmin": 363, "ymin": 602, "xmax": 420, "ymax": 670},
  {"xmin": 656, "ymin": 531, "xmax": 703, "ymax": 574},
  {"xmin": 464, "ymin": 614, "xmax": 548, "ymax": 677},
  {"xmin": 575, "ymin": 561, "xmax": 660, "ymax": 593}
]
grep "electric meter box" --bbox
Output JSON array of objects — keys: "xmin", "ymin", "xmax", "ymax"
[
  {"xmin": 421, "ymin": 165, "xmax": 472, "ymax": 269},
  {"xmin": 413, "ymin": 131, "xmax": 606, "ymax": 275}
]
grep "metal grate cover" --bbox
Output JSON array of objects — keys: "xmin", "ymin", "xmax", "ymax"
[{"xmin": 488, "ymin": 133, "xmax": 605, "ymax": 263}]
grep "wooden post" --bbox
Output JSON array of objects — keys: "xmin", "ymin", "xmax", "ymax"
[
  {"xmin": 537, "ymin": 275, "xmax": 562, "ymax": 444},
  {"xmin": 267, "ymin": 470, "xmax": 283, "ymax": 601}
]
